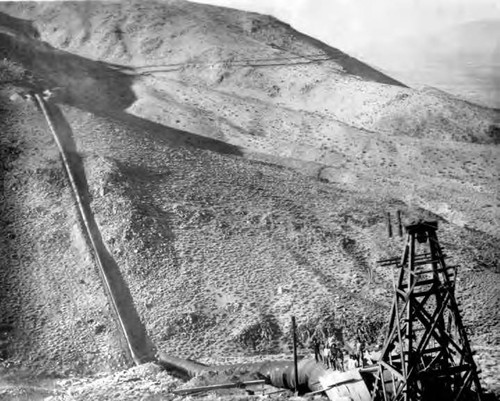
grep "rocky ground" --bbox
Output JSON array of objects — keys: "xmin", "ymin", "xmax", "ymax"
[
  {"xmin": 0, "ymin": 1, "xmax": 499, "ymax": 400},
  {"xmin": 1, "ymin": 0, "xmax": 499, "ymax": 236}
]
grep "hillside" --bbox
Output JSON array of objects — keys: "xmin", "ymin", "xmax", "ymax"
[
  {"xmin": 1, "ymin": 0, "xmax": 499, "ymax": 237},
  {"xmin": 0, "ymin": 1, "xmax": 499, "ymax": 399}
]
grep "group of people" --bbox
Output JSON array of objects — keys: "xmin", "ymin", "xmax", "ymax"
[
  {"xmin": 313, "ymin": 336, "xmax": 342, "ymax": 370},
  {"xmin": 311, "ymin": 335, "xmax": 367, "ymax": 371}
]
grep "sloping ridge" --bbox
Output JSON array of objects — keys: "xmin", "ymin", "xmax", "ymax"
[
  {"xmin": 231, "ymin": 9, "xmax": 407, "ymax": 87},
  {"xmin": 0, "ymin": 0, "xmax": 406, "ymax": 92}
]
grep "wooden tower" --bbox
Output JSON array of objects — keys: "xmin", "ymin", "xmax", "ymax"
[{"xmin": 371, "ymin": 220, "xmax": 483, "ymax": 401}]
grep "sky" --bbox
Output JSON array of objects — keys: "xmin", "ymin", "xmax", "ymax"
[{"xmin": 193, "ymin": 0, "xmax": 500, "ymax": 59}]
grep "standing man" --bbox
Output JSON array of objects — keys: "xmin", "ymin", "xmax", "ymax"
[
  {"xmin": 359, "ymin": 340, "xmax": 366, "ymax": 367},
  {"xmin": 336, "ymin": 346, "xmax": 344, "ymax": 371},
  {"xmin": 355, "ymin": 338, "xmax": 362, "ymax": 367},
  {"xmin": 323, "ymin": 342, "xmax": 331, "ymax": 368},
  {"xmin": 330, "ymin": 342, "xmax": 338, "ymax": 370},
  {"xmin": 313, "ymin": 335, "xmax": 321, "ymax": 363}
]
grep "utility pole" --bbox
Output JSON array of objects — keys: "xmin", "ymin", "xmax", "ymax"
[{"xmin": 291, "ymin": 316, "xmax": 299, "ymax": 394}]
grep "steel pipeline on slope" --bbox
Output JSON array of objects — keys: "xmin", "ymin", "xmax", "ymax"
[{"xmin": 34, "ymin": 93, "xmax": 155, "ymax": 365}]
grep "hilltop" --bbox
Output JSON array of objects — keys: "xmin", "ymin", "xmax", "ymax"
[{"xmin": 0, "ymin": 1, "xmax": 499, "ymax": 399}]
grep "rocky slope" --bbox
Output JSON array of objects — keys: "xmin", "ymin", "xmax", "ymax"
[
  {"xmin": 1, "ymin": 0, "xmax": 499, "ymax": 237},
  {"xmin": 0, "ymin": 0, "xmax": 499, "ymax": 399}
]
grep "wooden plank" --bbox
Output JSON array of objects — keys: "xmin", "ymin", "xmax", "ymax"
[
  {"xmin": 358, "ymin": 365, "xmax": 379, "ymax": 373},
  {"xmin": 387, "ymin": 212, "xmax": 393, "ymax": 238},
  {"xmin": 380, "ymin": 367, "xmax": 390, "ymax": 400},
  {"xmin": 413, "ymin": 257, "xmax": 448, "ymax": 267},
  {"xmin": 400, "ymin": 278, "xmax": 437, "ymax": 289},
  {"xmin": 291, "ymin": 316, "xmax": 299, "ymax": 392},
  {"xmin": 413, "ymin": 287, "xmax": 449, "ymax": 297},
  {"xmin": 378, "ymin": 252, "xmax": 446, "ymax": 264},
  {"xmin": 417, "ymin": 292, "xmax": 451, "ymax": 353},
  {"xmin": 397, "ymin": 210, "xmax": 403, "ymax": 237},
  {"xmin": 391, "ymin": 347, "xmax": 443, "ymax": 358},
  {"xmin": 415, "ymin": 266, "xmax": 455, "ymax": 276},
  {"xmin": 418, "ymin": 364, "xmax": 471, "ymax": 377},
  {"xmin": 411, "ymin": 300, "xmax": 464, "ymax": 354}
]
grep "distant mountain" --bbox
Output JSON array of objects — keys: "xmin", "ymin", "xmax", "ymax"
[{"xmin": 360, "ymin": 19, "xmax": 500, "ymax": 108}]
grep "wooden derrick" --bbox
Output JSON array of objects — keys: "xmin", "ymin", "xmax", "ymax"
[{"xmin": 372, "ymin": 221, "xmax": 482, "ymax": 401}]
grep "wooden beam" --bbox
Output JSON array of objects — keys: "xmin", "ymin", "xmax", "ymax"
[
  {"xmin": 400, "ymin": 278, "xmax": 438, "ymax": 289},
  {"xmin": 379, "ymin": 360, "xmax": 406, "ymax": 382},
  {"xmin": 291, "ymin": 315, "xmax": 299, "ymax": 393},
  {"xmin": 417, "ymin": 292, "xmax": 451, "ymax": 354},
  {"xmin": 387, "ymin": 212, "xmax": 393, "ymax": 238},
  {"xmin": 418, "ymin": 364, "xmax": 471, "ymax": 377},
  {"xmin": 412, "ymin": 258, "xmax": 448, "ymax": 267},
  {"xmin": 415, "ymin": 266, "xmax": 455, "ymax": 276},
  {"xmin": 377, "ymin": 253, "xmax": 447, "ymax": 266}
]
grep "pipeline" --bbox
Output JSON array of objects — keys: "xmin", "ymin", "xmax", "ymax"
[
  {"xmin": 34, "ymin": 93, "xmax": 156, "ymax": 365},
  {"xmin": 158, "ymin": 353, "xmax": 372, "ymax": 398},
  {"xmin": 159, "ymin": 353, "xmax": 324, "ymax": 392}
]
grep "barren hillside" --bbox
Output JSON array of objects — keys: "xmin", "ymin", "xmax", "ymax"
[
  {"xmin": 0, "ymin": 1, "xmax": 499, "ymax": 400},
  {"xmin": 1, "ymin": 0, "xmax": 499, "ymax": 236}
]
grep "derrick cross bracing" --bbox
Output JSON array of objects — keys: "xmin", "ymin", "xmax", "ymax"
[{"xmin": 372, "ymin": 221, "xmax": 483, "ymax": 401}]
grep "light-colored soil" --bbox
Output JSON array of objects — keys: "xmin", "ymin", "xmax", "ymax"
[
  {"xmin": 1, "ymin": 0, "xmax": 498, "ymax": 237},
  {"xmin": 0, "ymin": 0, "xmax": 499, "ymax": 399}
]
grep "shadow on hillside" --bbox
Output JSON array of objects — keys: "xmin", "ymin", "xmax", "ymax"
[
  {"xmin": 0, "ymin": 12, "xmax": 244, "ymax": 157},
  {"xmin": 0, "ymin": 10, "xmax": 39, "ymax": 39},
  {"xmin": 101, "ymin": 108, "xmax": 244, "ymax": 156},
  {"xmin": 0, "ymin": 117, "xmax": 22, "ymax": 362},
  {"xmin": 0, "ymin": 30, "xmax": 136, "ymax": 110}
]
